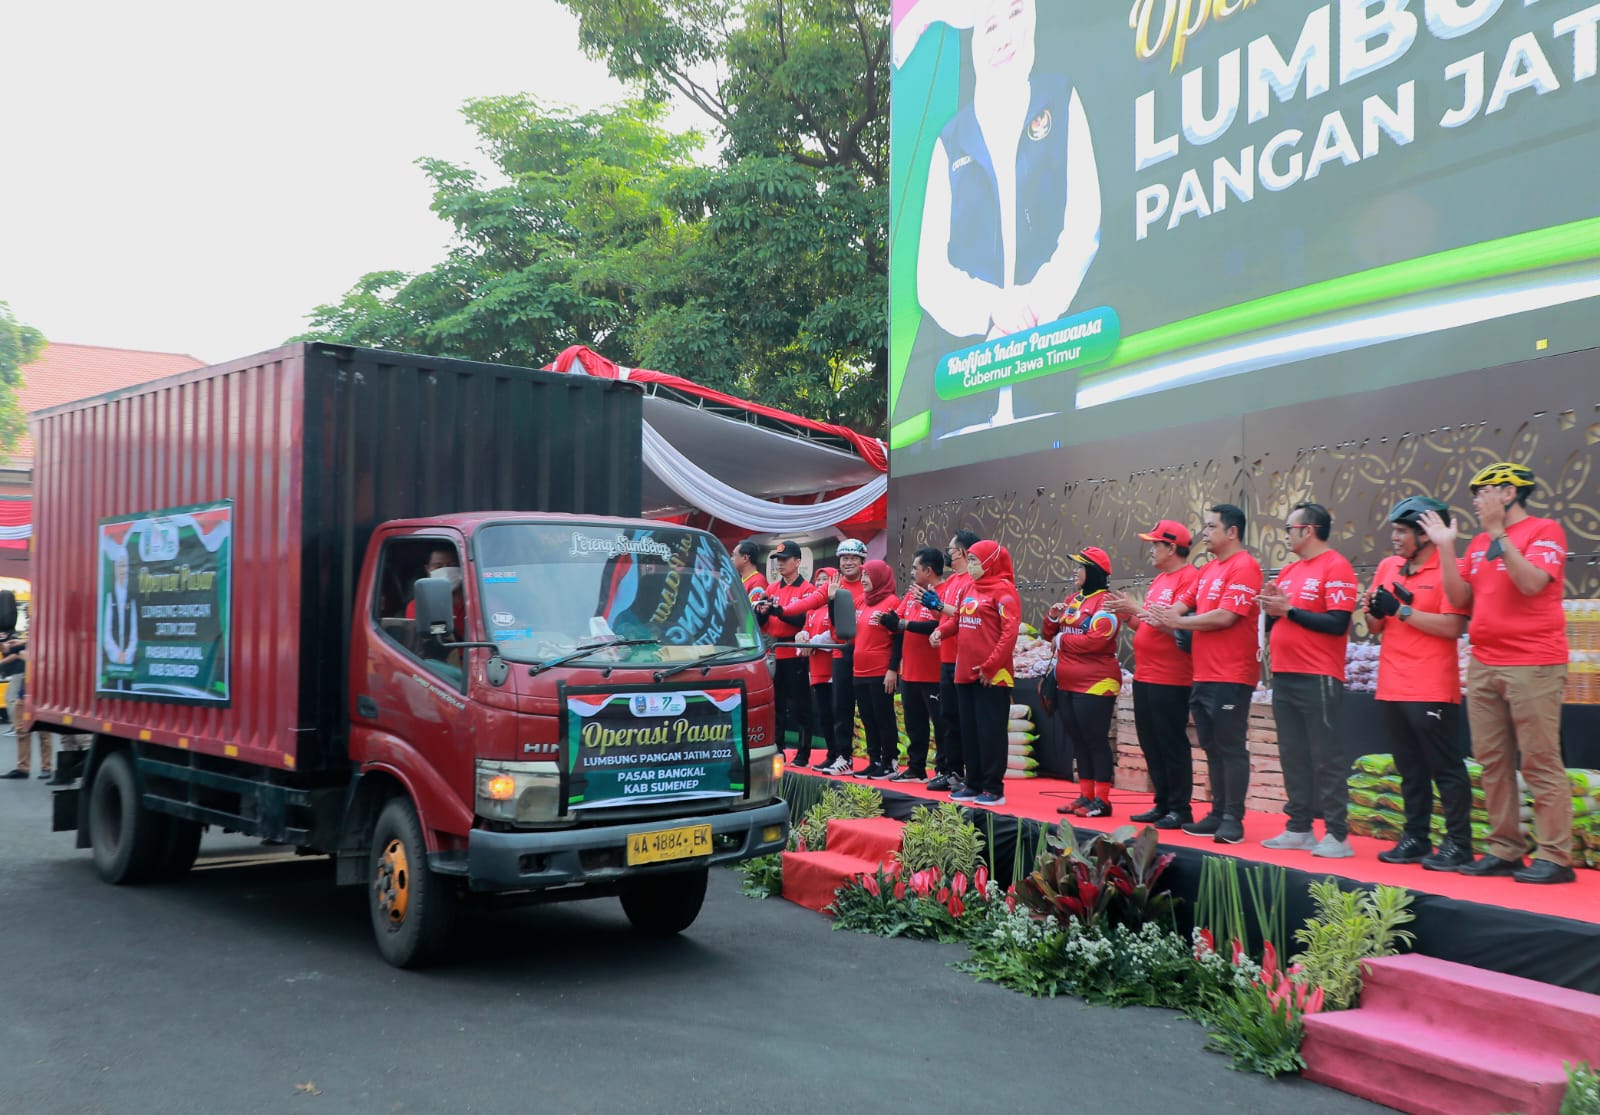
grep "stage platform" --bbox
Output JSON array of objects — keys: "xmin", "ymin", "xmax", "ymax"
[{"xmin": 780, "ymin": 762, "xmax": 1600, "ymax": 995}]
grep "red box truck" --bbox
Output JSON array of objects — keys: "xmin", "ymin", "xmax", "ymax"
[{"xmin": 27, "ymin": 344, "xmax": 787, "ymax": 966}]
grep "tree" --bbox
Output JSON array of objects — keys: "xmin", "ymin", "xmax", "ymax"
[
  {"xmin": 299, "ymin": 0, "xmax": 893, "ymax": 435},
  {"xmin": 0, "ymin": 303, "xmax": 43, "ymax": 458}
]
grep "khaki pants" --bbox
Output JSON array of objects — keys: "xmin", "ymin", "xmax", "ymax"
[
  {"xmin": 5, "ymin": 679, "xmax": 53, "ymax": 774},
  {"xmin": 1466, "ymin": 659, "xmax": 1572, "ymax": 866}
]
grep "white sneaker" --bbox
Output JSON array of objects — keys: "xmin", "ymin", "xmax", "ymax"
[
  {"xmin": 1262, "ymin": 830, "xmax": 1317, "ymax": 851},
  {"xmin": 1312, "ymin": 835, "xmax": 1355, "ymax": 858}
]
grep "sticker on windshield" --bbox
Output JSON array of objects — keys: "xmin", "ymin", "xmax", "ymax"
[
  {"xmin": 492, "ymin": 611, "xmax": 516, "ymax": 627},
  {"xmin": 569, "ymin": 532, "xmax": 673, "ymax": 560},
  {"xmin": 737, "ymin": 633, "xmax": 757, "ymax": 648},
  {"xmin": 482, "ymin": 570, "xmax": 518, "ymax": 583}
]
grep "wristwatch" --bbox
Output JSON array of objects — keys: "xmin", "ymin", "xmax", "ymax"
[{"xmin": 1398, "ymin": 605, "xmax": 1414, "ymax": 622}]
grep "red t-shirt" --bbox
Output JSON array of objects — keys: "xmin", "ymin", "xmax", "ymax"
[
  {"xmin": 954, "ymin": 581, "xmax": 1020, "ymax": 685},
  {"xmin": 935, "ymin": 572, "xmax": 972, "ymax": 665},
  {"xmin": 1041, "ymin": 590, "xmax": 1121, "ymax": 696},
  {"xmin": 762, "ymin": 576, "xmax": 818, "ymax": 660},
  {"xmin": 895, "ymin": 586, "xmax": 943, "ymax": 684},
  {"xmin": 801, "ymin": 607, "xmax": 834, "ymax": 685},
  {"xmin": 1371, "ymin": 550, "xmax": 1467, "ymax": 703},
  {"xmin": 853, "ymin": 594, "xmax": 901, "ymax": 678},
  {"xmin": 1268, "ymin": 548, "xmax": 1357, "ymax": 681},
  {"xmin": 1460, "ymin": 516, "xmax": 1568, "ymax": 667},
  {"xmin": 1132, "ymin": 564, "xmax": 1200, "ymax": 686},
  {"xmin": 1180, "ymin": 548, "xmax": 1262, "ymax": 686}
]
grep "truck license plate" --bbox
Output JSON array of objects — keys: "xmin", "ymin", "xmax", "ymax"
[{"xmin": 627, "ymin": 824, "xmax": 712, "ymax": 866}]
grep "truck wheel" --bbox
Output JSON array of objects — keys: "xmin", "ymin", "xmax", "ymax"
[
  {"xmin": 619, "ymin": 867, "xmax": 708, "ymax": 937},
  {"xmin": 153, "ymin": 818, "xmax": 204, "ymax": 882},
  {"xmin": 368, "ymin": 797, "xmax": 457, "ymax": 968},
  {"xmin": 88, "ymin": 751, "xmax": 168, "ymax": 885}
]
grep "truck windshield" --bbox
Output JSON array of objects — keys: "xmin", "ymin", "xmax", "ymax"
[{"xmin": 473, "ymin": 523, "xmax": 764, "ymax": 667}]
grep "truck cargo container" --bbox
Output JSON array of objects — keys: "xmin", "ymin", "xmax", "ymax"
[{"xmin": 28, "ymin": 343, "xmax": 787, "ymax": 966}]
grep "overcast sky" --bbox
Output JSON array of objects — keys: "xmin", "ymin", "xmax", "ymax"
[{"xmin": 0, "ymin": 1, "xmax": 697, "ymax": 364}]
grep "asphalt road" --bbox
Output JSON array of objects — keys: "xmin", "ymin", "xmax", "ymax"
[{"xmin": 0, "ymin": 775, "xmax": 1387, "ymax": 1115}]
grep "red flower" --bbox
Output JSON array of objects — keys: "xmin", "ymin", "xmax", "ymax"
[
  {"xmin": 1261, "ymin": 939, "xmax": 1279, "ymax": 980},
  {"xmin": 1230, "ymin": 939, "xmax": 1246, "ymax": 966},
  {"xmin": 936, "ymin": 886, "xmax": 950, "ymax": 904},
  {"xmin": 974, "ymin": 865, "xmax": 990, "ymax": 893},
  {"xmin": 948, "ymin": 893, "xmax": 965, "ymax": 918},
  {"xmin": 1196, "ymin": 928, "xmax": 1215, "ymax": 957},
  {"xmin": 860, "ymin": 872, "xmax": 880, "ymax": 897},
  {"xmin": 1005, "ymin": 894, "xmax": 1017, "ymax": 912},
  {"xmin": 951, "ymin": 871, "xmax": 968, "ymax": 896},
  {"xmin": 1303, "ymin": 985, "xmax": 1325, "ymax": 1014},
  {"xmin": 893, "ymin": 881, "xmax": 907, "ymax": 901}
]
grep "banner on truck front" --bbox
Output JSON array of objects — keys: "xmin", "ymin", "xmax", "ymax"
[
  {"xmin": 96, "ymin": 500, "xmax": 233, "ymax": 704},
  {"xmin": 563, "ymin": 686, "xmax": 746, "ymax": 810}
]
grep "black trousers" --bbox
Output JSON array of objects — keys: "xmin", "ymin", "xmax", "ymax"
[
  {"xmin": 1189, "ymin": 681, "xmax": 1253, "ymax": 821},
  {"xmin": 830, "ymin": 648, "xmax": 857, "ymax": 764},
  {"xmin": 1133, "ymin": 680, "xmax": 1193, "ymax": 816},
  {"xmin": 854, "ymin": 677, "xmax": 898, "ymax": 770},
  {"xmin": 900, "ymin": 679, "xmax": 940, "ymax": 776},
  {"xmin": 936, "ymin": 663, "xmax": 964, "ymax": 777},
  {"xmin": 1273, "ymin": 672, "xmax": 1349, "ymax": 840},
  {"xmin": 1056, "ymin": 691, "xmax": 1117, "ymax": 784},
  {"xmin": 957, "ymin": 682, "xmax": 1012, "ymax": 796},
  {"xmin": 808, "ymin": 682, "xmax": 837, "ymax": 763},
  {"xmin": 1381, "ymin": 699, "xmax": 1473, "ymax": 846},
  {"xmin": 773, "ymin": 657, "xmax": 813, "ymax": 761}
]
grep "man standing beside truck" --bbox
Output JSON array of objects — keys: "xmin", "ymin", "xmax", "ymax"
[{"xmin": 756, "ymin": 541, "xmax": 816, "ymax": 765}]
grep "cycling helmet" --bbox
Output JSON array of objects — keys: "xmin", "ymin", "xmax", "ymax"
[
  {"xmin": 1388, "ymin": 495, "xmax": 1450, "ymax": 529},
  {"xmin": 836, "ymin": 538, "xmax": 868, "ymax": 557},
  {"xmin": 1469, "ymin": 461, "xmax": 1535, "ymax": 492}
]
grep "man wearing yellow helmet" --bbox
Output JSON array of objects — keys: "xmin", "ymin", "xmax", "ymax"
[{"xmin": 1420, "ymin": 461, "xmax": 1574, "ymax": 884}]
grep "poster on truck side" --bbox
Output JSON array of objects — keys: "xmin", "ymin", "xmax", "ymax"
[
  {"xmin": 563, "ymin": 687, "xmax": 746, "ymax": 810},
  {"xmin": 96, "ymin": 500, "xmax": 233, "ymax": 704}
]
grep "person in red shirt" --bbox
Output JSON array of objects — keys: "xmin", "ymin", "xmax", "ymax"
[
  {"xmin": 813, "ymin": 538, "xmax": 871, "ymax": 774},
  {"xmin": 1146, "ymin": 503, "xmax": 1262, "ymax": 845},
  {"xmin": 1042, "ymin": 546, "xmax": 1122, "ymax": 818},
  {"xmin": 1362, "ymin": 497, "xmax": 1474, "ymax": 871},
  {"xmin": 950, "ymin": 539, "xmax": 1020, "ymax": 807},
  {"xmin": 796, "ymin": 568, "xmax": 840, "ymax": 769},
  {"xmin": 1423, "ymin": 461, "xmax": 1574, "ymax": 884},
  {"xmin": 732, "ymin": 541, "xmax": 769, "ymax": 604},
  {"xmin": 1107, "ymin": 520, "xmax": 1199, "ymax": 829},
  {"xmin": 755, "ymin": 540, "xmax": 817, "ymax": 766},
  {"xmin": 1258, "ymin": 502, "xmax": 1358, "ymax": 858},
  {"xmin": 879, "ymin": 547, "xmax": 947, "ymax": 782},
  {"xmin": 853, "ymin": 559, "xmax": 903, "ymax": 778},
  {"xmin": 928, "ymin": 530, "xmax": 981, "ymax": 791}
]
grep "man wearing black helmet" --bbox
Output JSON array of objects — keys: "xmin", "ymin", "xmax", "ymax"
[
  {"xmin": 1422, "ymin": 461, "xmax": 1575, "ymax": 884},
  {"xmin": 1364, "ymin": 497, "xmax": 1474, "ymax": 871}
]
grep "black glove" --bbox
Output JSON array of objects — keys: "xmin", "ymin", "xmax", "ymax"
[
  {"xmin": 1369, "ymin": 585, "xmax": 1401, "ymax": 619},
  {"xmin": 1391, "ymin": 582, "xmax": 1414, "ymax": 605},
  {"xmin": 920, "ymin": 589, "xmax": 942, "ymax": 611}
]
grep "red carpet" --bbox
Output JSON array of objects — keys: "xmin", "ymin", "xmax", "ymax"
[{"xmin": 786, "ymin": 758, "xmax": 1600, "ymax": 927}]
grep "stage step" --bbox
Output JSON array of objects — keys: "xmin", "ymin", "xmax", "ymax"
[
  {"xmin": 780, "ymin": 850, "xmax": 878, "ymax": 914},
  {"xmin": 1303, "ymin": 954, "xmax": 1600, "ymax": 1115},
  {"xmin": 824, "ymin": 817, "xmax": 904, "ymax": 864}
]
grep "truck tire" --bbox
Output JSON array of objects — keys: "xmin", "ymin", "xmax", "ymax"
[
  {"xmin": 88, "ymin": 751, "xmax": 168, "ymax": 885},
  {"xmin": 368, "ymin": 797, "xmax": 457, "ymax": 969},
  {"xmin": 153, "ymin": 818, "xmax": 204, "ymax": 882},
  {"xmin": 619, "ymin": 867, "xmax": 708, "ymax": 937}
]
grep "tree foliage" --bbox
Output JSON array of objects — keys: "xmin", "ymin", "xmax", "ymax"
[
  {"xmin": 0, "ymin": 303, "xmax": 44, "ymax": 458},
  {"xmin": 297, "ymin": 0, "xmax": 890, "ymax": 434}
]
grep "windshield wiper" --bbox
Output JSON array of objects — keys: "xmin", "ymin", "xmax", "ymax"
[
  {"xmin": 528, "ymin": 638, "xmax": 659, "ymax": 677},
  {"xmin": 653, "ymin": 645, "xmax": 761, "ymax": 683}
]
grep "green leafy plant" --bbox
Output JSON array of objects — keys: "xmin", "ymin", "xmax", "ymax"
[
  {"xmin": 1291, "ymin": 878, "xmax": 1416, "ymax": 1010},
  {"xmin": 1016, "ymin": 823, "xmax": 1177, "ymax": 931},
  {"xmin": 792, "ymin": 783, "xmax": 883, "ymax": 851},
  {"xmin": 734, "ymin": 853, "xmax": 784, "ymax": 898},
  {"xmin": 1195, "ymin": 856, "xmax": 1289, "ymax": 960},
  {"xmin": 960, "ymin": 912, "xmax": 1202, "ymax": 1007},
  {"xmin": 1562, "ymin": 1061, "xmax": 1600, "ymax": 1115},
  {"xmin": 780, "ymin": 771, "xmax": 830, "ymax": 828},
  {"xmin": 898, "ymin": 803, "xmax": 985, "ymax": 878},
  {"xmin": 1199, "ymin": 937, "xmax": 1326, "ymax": 1077}
]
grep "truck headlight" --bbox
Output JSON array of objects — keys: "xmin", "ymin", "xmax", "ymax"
[
  {"xmin": 476, "ymin": 760, "xmax": 561, "ymax": 823},
  {"xmin": 746, "ymin": 746, "xmax": 783, "ymax": 804}
]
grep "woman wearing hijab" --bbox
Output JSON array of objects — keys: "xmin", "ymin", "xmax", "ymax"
[
  {"xmin": 1042, "ymin": 546, "xmax": 1122, "ymax": 817},
  {"xmin": 951, "ymin": 540, "xmax": 1020, "ymax": 806},
  {"xmin": 854, "ymin": 560, "xmax": 904, "ymax": 778}
]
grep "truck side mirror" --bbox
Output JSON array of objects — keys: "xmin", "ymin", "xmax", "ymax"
[
  {"xmin": 829, "ymin": 588, "xmax": 856, "ymax": 641},
  {"xmin": 413, "ymin": 577, "xmax": 456, "ymax": 642}
]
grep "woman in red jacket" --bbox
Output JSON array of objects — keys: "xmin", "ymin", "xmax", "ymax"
[
  {"xmin": 854, "ymin": 559, "xmax": 903, "ymax": 778},
  {"xmin": 1042, "ymin": 546, "xmax": 1123, "ymax": 817},
  {"xmin": 952, "ymin": 540, "xmax": 1020, "ymax": 806}
]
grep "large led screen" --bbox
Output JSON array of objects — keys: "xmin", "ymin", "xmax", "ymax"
[{"xmin": 888, "ymin": 0, "xmax": 1600, "ymax": 475}]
